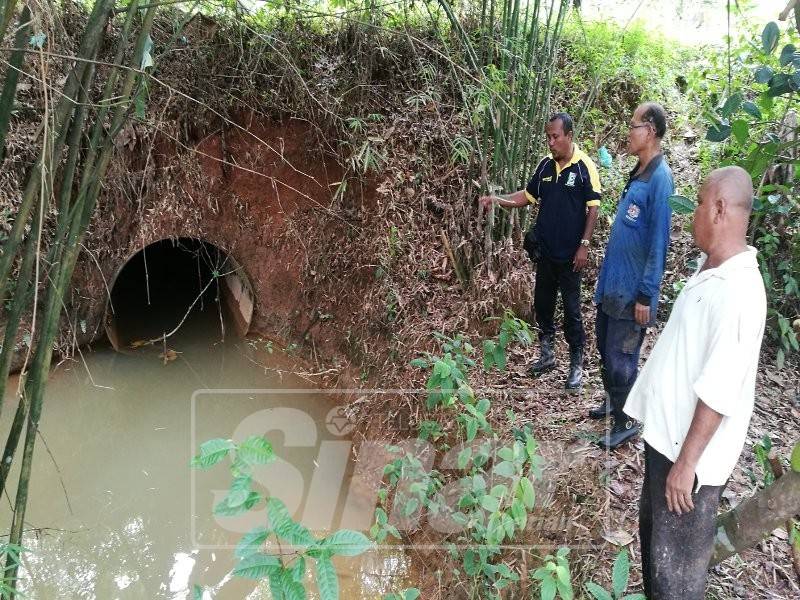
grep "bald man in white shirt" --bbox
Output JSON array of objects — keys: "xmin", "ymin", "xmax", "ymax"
[{"xmin": 623, "ymin": 166, "xmax": 766, "ymax": 599}]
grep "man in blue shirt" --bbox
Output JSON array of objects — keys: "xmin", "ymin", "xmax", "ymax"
[
  {"xmin": 480, "ymin": 113, "xmax": 601, "ymax": 390},
  {"xmin": 591, "ymin": 102, "xmax": 673, "ymax": 449}
]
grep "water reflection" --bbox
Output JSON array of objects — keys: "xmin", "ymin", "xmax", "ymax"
[{"xmin": 0, "ymin": 310, "xmax": 407, "ymax": 598}]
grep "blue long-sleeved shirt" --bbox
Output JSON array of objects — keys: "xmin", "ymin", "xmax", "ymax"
[{"xmin": 594, "ymin": 154, "xmax": 673, "ymax": 323}]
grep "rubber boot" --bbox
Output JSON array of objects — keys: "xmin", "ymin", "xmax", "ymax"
[
  {"xmin": 598, "ymin": 386, "xmax": 639, "ymax": 449},
  {"xmin": 565, "ymin": 347, "xmax": 584, "ymax": 390},
  {"xmin": 529, "ymin": 334, "xmax": 555, "ymax": 376},
  {"xmin": 588, "ymin": 365, "xmax": 612, "ymax": 419}
]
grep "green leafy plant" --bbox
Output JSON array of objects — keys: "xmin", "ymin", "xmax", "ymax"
[
  {"xmin": 584, "ymin": 549, "xmax": 645, "ymax": 600},
  {"xmin": 531, "ymin": 547, "xmax": 573, "ymax": 600},
  {"xmin": 483, "ymin": 310, "xmax": 533, "ymax": 371},
  {"xmin": 191, "ymin": 436, "xmax": 373, "ymax": 599},
  {"xmin": 384, "ymin": 588, "xmax": 421, "ymax": 600}
]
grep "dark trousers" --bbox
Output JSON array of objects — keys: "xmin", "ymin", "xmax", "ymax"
[
  {"xmin": 640, "ymin": 444, "xmax": 725, "ymax": 599},
  {"xmin": 533, "ymin": 256, "xmax": 585, "ymax": 350},
  {"xmin": 595, "ymin": 307, "xmax": 645, "ymax": 420}
]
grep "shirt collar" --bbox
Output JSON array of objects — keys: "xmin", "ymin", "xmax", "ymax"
[
  {"xmin": 628, "ymin": 153, "xmax": 664, "ymax": 183},
  {"xmin": 549, "ymin": 145, "xmax": 583, "ymax": 171},
  {"xmin": 690, "ymin": 246, "xmax": 759, "ymax": 285}
]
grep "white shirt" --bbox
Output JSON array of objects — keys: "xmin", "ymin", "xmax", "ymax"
[{"xmin": 624, "ymin": 247, "xmax": 766, "ymax": 488}]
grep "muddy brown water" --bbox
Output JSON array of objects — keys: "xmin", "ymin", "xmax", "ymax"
[{"xmin": 0, "ymin": 307, "xmax": 408, "ymax": 598}]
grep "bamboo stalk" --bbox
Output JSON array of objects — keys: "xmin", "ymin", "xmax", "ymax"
[
  {"xmin": 0, "ymin": 0, "xmax": 109, "ymax": 316},
  {"xmin": 0, "ymin": 4, "xmax": 30, "ymax": 161}
]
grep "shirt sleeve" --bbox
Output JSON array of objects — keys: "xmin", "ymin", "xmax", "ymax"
[
  {"xmin": 525, "ymin": 158, "xmax": 548, "ymax": 204},
  {"xmin": 582, "ymin": 158, "xmax": 602, "ymax": 207},
  {"xmin": 636, "ymin": 171, "xmax": 673, "ymax": 305},
  {"xmin": 692, "ymin": 300, "xmax": 763, "ymax": 417}
]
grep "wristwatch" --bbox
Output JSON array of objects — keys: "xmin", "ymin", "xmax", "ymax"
[{"xmin": 580, "ymin": 239, "xmax": 590, "ymax": 248}]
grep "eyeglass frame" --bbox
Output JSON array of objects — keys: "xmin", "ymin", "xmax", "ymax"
[{"xmin": 629, "ymin": 121, "xmax": 653, "ymax": 131}]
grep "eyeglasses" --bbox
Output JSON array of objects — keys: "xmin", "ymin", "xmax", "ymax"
[{"xmin": 630, "ymin": 122, "xmax": 652, "ymax": 131}]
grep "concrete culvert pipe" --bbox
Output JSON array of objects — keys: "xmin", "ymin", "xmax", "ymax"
[{"xmin": 104, "ymin": 238, "xmax": 254, "ymax": 350}]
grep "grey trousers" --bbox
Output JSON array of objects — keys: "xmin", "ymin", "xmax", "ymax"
[{"xmin": 639, "ymin": 443, "xmax": 726, "ymax": 599}]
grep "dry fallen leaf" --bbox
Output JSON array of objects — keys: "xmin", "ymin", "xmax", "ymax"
[
  {"xmin": 159, "ymin": 349, "xmax": 180, "ymax": 364},
  {"xmin": 130, "ymin": 340, "xmax": 147, "ymax": 348},
  {"xmin": 602, "ymin": 529, "xmax": 635, "ymax": 546}
]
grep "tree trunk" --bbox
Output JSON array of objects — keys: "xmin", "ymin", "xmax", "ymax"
[{"xmin": 711, "ymin": 469, "xmax": 800, "ymax": 565}]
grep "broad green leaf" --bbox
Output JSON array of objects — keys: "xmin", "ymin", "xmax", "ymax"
[
  {"xmin": 732, "ymin": 120, "xmax": 749, "ymax": 145},
  {"xmin": 780, "ymin": 43, "xmax": 797, "ymax": 66},
  {"xmin": 191, "ymin": 438, "xmax": 234, "ymax": 469},
  {"xmin": 612, "ymin": 549, "xmax": 630, "ymax": 598},
  {"xmin": 267, "ymin": 498, "xmax": 315, "ymax": 547},
  {"xmin": 668, "ymin": 195, "xmax": 695, "ymax": 215},
  {"xmin": 232, "ymin": 552, "xmax": 281, "ymax": 579},
  {"xmin": 215, "ymin": 491, "xmax": 261, "ymax": 517},
  {"xmin": 319, "ymin": 529, "xmax": 373, "ymax": 557},
  {"xmin": 480, "ymin": 494, "xmax": 500, "ymax": 513},
  {"xmin": 754, "ymin": 66, "xmax": 774, "ymax": 84},
  {"xmin": 227, "ymin": 475, "xmax": 252, "ymax": 508},
  {"xmin": 403, "ymin": 498, "xmax": 419, "ymax": 517},
  {"xmin": 584, "ymin": 582, "xmax": 613, "ymax": 600},
  {"xmin": 269, "ymin": 572, "xmax": 285, "ymax": 600},
  {"xmin": 463, "ymin": 549, "xmax": 480, "ymax": 576},
  {"xmin": 511, "ymin": 497, "xmax": 527, "ymax": 529},
  {"xmin": 466, "ymin": 418, "xmax": 479, "ymax": 442},
  {"xmin": 457, "ymin": 447, "xmax": 472, "ymax": 469},
  {"xmin": 403, "ymin": 589, "xmax": 421, "ymax": 600},
  {"xmin": 315, "ymin": 556, "xmax": 339, "ymax": 600},
  {"xmin": 235, "ymin": 525, "xmax": 270, "ymax": 558},
  {"xmin": 192, "ymin": 584, "xmax": 204, "ymax": 600},
  {"xmin": 742, "ymin": 100, "xmax": 762, "ymax": 119},
  {"xmin": 518, "ymin": 476, "xmax": 535, "ymax": 510},
  {"xmin": 706, "ymin": 122, "xmax": 731, "ymax": 142},
  {"xmin": 621, "ymin": 595, "xmax": 647, "ymax": 600},
  {"xmin": 768, "ymin": 73, "xmax": 792, "ymax": 97},
  {"xmin": 720, "ymin": 93, "xmax": 742, "ymax": 118},
  {"xmin": 289, "ymin": 556, "xmax": 306, "ymax": 582},
  {"xmin": 555, "ymin": 563, "xmax": 572, "ymax": 591},
  {"xmin": 237, "ymin": 436, "xmax": 275, "ymax": 466},
  {"xmin": 476, "ymin": 397, "xmax": 491, "ymax": 415},
  {"xmin": 409, "ymin": 358, "xmax": 428, "ymax": 368},
  {"xmin": 280, "ymin": 571, "xmax": 307, "ymax": 600},
  {"xmin": 541, "ymin": 575, "xmax": 557, "ymax": 600},
  {"xmin": 29, "ymin": 33, "xmax": 46, "ymax": 48},
  {"xmin": 791, "ymin": 442, "xmax": 800, "ymax": 473},
  {"xmin": 493, "ymin": 460, "xmax": 517, "ymax": 478},
  {"xmin": 762, "ymin": 21, "xmax": 780, "ymax": 54}
]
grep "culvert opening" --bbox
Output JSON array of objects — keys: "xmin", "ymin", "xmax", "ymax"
[{"xmin": 105, "ymin": 238, "xmax": 254, "ymax": 349}]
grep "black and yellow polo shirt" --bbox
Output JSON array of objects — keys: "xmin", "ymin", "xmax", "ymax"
[{"xmin": 524, "ymin": 145, "xmax": 601, "ymax": 262}]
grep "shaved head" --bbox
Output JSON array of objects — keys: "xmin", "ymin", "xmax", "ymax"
[
  {"xmin": 702, "ymin": 166, "xmax": 754, "ymax": 215},
  {"xmin": 693, "ymin": 165, "xmax": 753, "ymax": 254}
]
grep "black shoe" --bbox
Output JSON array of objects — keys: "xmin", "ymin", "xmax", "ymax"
[
  {"xmin": 588, "ymin": 397, "xmax": 611, "ymax": 420},
  {"xmin": 565, "ymin": 347, "xmax": 584, "ymax": 390},
  {"xmin": 598, "ymin": 420, "xmax": 640, "ymax": 450},
  {"xmin": 529, "ymin": 335, "xmax": 555, "ymax": 376}
]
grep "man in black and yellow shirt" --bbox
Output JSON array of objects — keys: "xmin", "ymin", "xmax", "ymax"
[{"xmin": 480, "ymin": 113, "xmax": 601, "ymax": 389}]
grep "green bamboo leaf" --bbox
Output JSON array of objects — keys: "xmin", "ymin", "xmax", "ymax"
[
  {"xmin": 235, "ymin": 525, "xmax": 270, "ymax": 558},
  {"xmin": 315, "ymin": 555, "xmax": 339, "ymax": 600},
  {"xmin": 762, "ymin": 22, "xmax": 780, "ymax": 54},
  {"xmin": 584, "ymin": 582, "xmax": 613, "ymax": 600},
  {"xmin": 612, "ymin": 549, "xmax": 630, "ymax": 597},
  {"xmin": 668, "ymin": 195, "xmax": 695, "ymax": 215},
  {"xmin": 319, "ymin": 530, "xmax": 373, "ymax": 557},
  {"xmin": 232, "ymin": 552, "xmax": 281, "ymax": 579},
  {"xmin": 191, "ymin": 438, "xmax": 234, "ymax": 469}
]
